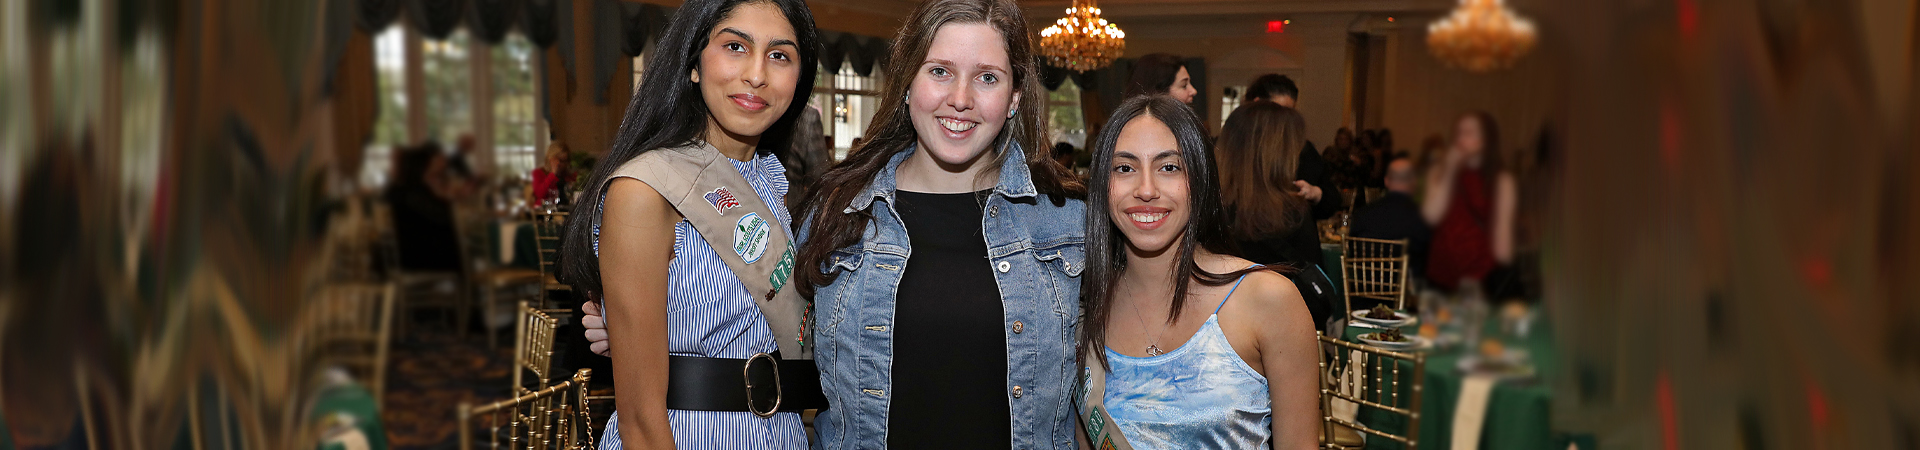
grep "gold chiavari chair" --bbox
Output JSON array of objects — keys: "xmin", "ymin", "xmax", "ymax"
[
  {"xmin": 1316, "ymin": 332, "xmax": 1424, "ymax": 450},
  {"xmin": 458, "ymin": 368, "xmax": 596, "ymax": 450},
  {"xmin": 514, "ymin": 301, "xmax": 560, "ymax": 397},
  {"xmin": 532, "ymin": 211, "xmax": 573, "ymax": 312},
  {"xmin": 302, "ymin": 282, "xmax": 399, "ymax": 405},
  {"xmin": 1340, "ymin": 237, "xmax": 1411, "ymax": 314}
]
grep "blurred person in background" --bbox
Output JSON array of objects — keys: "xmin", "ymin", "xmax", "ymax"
[
  {"xmin": 1323, "ymin": 127, "xmax": 1358, "ymax": 188},
  {"xmin": 1241, "ymin": 73, "xmax": 1342, "ymax": 222},
  {"xmin": 1052, "ymin": 142, "xmax": 1077, "ymax": 174},
  {"xmin": 1357, "ymin": 129, "xmax": 1391, "ymax": 190},
  {"xmin": 1423, "ymin": 112, "xmax": 1519, "ymax": 299},
  {"xmin": 1242, "ymin": 73, "xmax": 1297, "ymax": 108},
  {"xmin": 1124, "ymin": 53, "xmax": 1198, "ymax": 106},
  {"xmin": 1350, "ymin": 154, "xmax": 1431, "ymax": 289},
  {"xmin": 783, "ymin": 105, "xmax": 830, "ymax": 211},
  {"xmin": 528, "ymin": 140, "xmax": 576, "ymax": 207},
  {"xmin": 386, "ymin": 141, "xmax": 462, "ymax": 272},
  {"xmin": 443, "ymin": 133, "xmax": 484, "ymax": 200},
  {"xmin": 1215, "ymin": 101, "xmax": 1339, "ymax": 330}
]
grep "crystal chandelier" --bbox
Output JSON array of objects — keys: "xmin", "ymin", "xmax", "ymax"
[
  {"xmin": 1038, "ymin": 0, "xmax": 1126, "ymax": 72},
  {"xmin": 1426, "ymin": 0, "xmax": 1537, "ymax": 73}
]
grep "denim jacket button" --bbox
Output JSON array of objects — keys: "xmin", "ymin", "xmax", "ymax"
[
  {"xmin": 1011, "ymin": 385, "xmax": 1024, "ymax": 398},
  {"xmin": 989, "ymin": 205, "xmax": 999, "ymax": 218},
  {"xmin": 996, "ymin": 260, "xmax": 1011, "ymax": 273},
  {"xmin": 1012, "ymin": 320, "xmax": 1024, "ymax": 334}
]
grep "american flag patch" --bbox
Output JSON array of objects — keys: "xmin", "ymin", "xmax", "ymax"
[{"xmin": 704, "ymin": 187, "xmax": 740, "ymax": 214}]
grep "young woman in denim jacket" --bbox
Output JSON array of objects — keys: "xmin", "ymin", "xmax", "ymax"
[{"xmin": 791, "ymin": 0, "xmax": 1085, "ymax": 447}]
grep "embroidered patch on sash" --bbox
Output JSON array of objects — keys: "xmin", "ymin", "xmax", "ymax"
[
  {"xmin": 768, "ymin": 247, "xmax": 795, "ymax": 293},
  {"xmin": 704, "ymin": 187, "xmax": 740, "ymax": 215},
  {"xmin": 1088, "ymin": 405, "xmax": 1108, "ymax": 438},
  {"xmin": 733, "ymin": 212, "xmax": 771, "ymax": 263}
]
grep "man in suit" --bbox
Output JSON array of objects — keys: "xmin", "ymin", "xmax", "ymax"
[{"xmin": 1350, "ymin": 154, "xmax": 1432, "ymax": 282}]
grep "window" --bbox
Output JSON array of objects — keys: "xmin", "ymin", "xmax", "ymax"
[
  {"xmin": 421, "ymin": 30, "xmax": 473, "ymax": 146},
  {"xmin": 1047, "ymin": 79, "xmax": 1085, "ymax": 150},
  {"xmin": 365, "ymin": 27, "xmax": 409, "ymax": 187},
  {"xmin": 492, "ymin": 36, "xmax": 539, "ymax": 179},
  {"xmin": 812, "ymin": 64, "xmax": 879, "ymax": 161},
  {"xmin": 1219, "ymin": 85, "xmax": 1246, "ymax": 128}
]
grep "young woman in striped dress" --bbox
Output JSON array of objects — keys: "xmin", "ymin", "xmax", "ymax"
[{"xmin": 557, "ymin": 0, "xmax": 822, "ymax": 447}]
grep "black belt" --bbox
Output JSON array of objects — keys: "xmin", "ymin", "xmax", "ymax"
[{"xmin": 666, "ymin": 352, "xmax": 829, "ymax": 416}]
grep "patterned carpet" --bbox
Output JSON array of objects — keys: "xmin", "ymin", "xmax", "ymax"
[{"xmin": 381, "ymin": 317, "xmax": 614, "ymax": 450}]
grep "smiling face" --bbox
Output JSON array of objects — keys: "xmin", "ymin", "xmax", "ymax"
[
  {"xmin": 694, "ymin": 2, "xmax": 801, "ymax": 141},
  {"xmin": 1106, "ymin": 114, "xmax": 1192, "ymax": 255},
  {"xmin": 908, "ymin": 22, "xmax": 1020, "ymax": 169},
  {"xmin": 1168, "ymin": 66, "xmax": 1197, "ymax": 104}
]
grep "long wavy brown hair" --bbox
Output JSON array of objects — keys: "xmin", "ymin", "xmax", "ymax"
[
  {"xmin": 793, "ymin": 0, "xmax": 1082, "ymax": 297},
  {"xmin": 1216, "ymin": 101, "xmax": 1310, "ymax": 241}
]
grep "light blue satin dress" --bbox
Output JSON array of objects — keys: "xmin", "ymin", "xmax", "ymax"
[{"xmin": 1102, "ymin": 273, "xmax": 1273, "ymax": 450}]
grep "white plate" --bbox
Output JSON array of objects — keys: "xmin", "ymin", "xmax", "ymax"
[
  {"xmin": 1357, "ymin": 333, "xmax": 1431, "ymax": 351},
  {"xmin": 1456, "ymin": 355, "xmax": 1536, "ymax": 379},
  {"xmin": 1350, "ymin": 309, "xmax": 1417, "ymax": 327}
]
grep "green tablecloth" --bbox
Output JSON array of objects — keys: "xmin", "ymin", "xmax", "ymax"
[
  {"xmin": 1321, "ymin": 243, "xmax": 1344, "ymax": 298},
  {"xmin": 1341, "ymin": 315, "xmax": 1557, "ymax": 450},
  {"xmin": 310, "ymin": 383, "xmax": 388, "ymax": 450},
  {"xmin": 487, "ymin": 221, "xmax": 541, "ymax": 270}
]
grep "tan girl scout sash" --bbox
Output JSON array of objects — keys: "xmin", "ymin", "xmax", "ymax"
[
  {"xmin": 1078, "ymin": 357, "xmax": 1138, "ymax": 449},
  {"xmin": 601, "ymin": 141, "xmax": 826, "ymax": 416}
]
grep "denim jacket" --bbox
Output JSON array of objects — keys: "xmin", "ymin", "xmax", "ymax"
[{"xmin": 804, "ymin": 145, "xmax": 1086, "ymax": 450}]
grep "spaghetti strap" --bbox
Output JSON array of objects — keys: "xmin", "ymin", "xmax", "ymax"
[{"xmin": 1214, "ymin": 264, "xmax": 1265, "ymax": 315}]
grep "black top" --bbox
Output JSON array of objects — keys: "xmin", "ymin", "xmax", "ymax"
[
  {"xmin": 1350, "ymin": 191, "xmax": 1432, "ymax": 285},
  {"xmin": 887, "ymin": 190, "xmax": 1012, "ymax": 448},
  {"xmin": 1235, "ymin": 217, "xmax": 1331, "ymax": 329},
  {"xmin": 1297, "ymin": 140, "xmax": 1346, "ymax": 220}
]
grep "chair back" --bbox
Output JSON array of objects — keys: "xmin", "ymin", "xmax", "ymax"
[
  {"xmin": 458, "ymin": 368, "xmax": 596, "ymax": 450},
  {"xmin": 301, "ymin": 282, "xmax": 398, "ymax": 405},
  {"xmin": 1316, "ymin": 332, "xmax": 1424, "ymax": 449},
  {"xmin": 532, "ymin": 212, "xmax": 566, "ymax": 279},
  {"xmin": 1340, "ymin": 236, "xmax": 1410, "ymax": 313},
  {"xmin": 513, "ymin": 301, "xmax": 559, "ymax": 395},
  {"xmin": 532, "ymin": 211, "xmax": 572, "ymax": 307}
]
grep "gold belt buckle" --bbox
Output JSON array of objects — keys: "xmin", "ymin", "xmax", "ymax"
[{"xmin": 744, "ymin": 352, "xmax": 782, "ymax": 418}]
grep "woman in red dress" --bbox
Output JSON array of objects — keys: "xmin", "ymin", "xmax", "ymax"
[
  {"xmin": 1423, "ymin": 112, "xmax": 1519, "ymax": 297},
  {"xmin": 528, "ymin": 141, "xmax": 576, "ymax": 206}
]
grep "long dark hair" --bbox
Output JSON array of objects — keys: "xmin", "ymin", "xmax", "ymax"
[
  {"xmin": 1123, "ymin": 53, "xmax": 1186, "ymax": 99},
  {"xmin": 1216, "ymin": 101, "xmax": 1309, "ymax": 241},
  {"xmin": 1459, "ymin": 110, "xmax": 1505, "ymax": 178},
  {"xmin": 558, "ymin": 0, "xmax": 820, "ymax": 297},
  {"xmin": 1079, "ymin": 95, "xmax": 1270, "ymax": 367},
  {"xmin": 793, "ymin": 0, "xmax": 1082, "ymax": 297}
]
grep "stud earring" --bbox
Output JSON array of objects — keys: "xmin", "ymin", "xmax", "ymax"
[{"xmin": 1008, "ymin": 109, "xmax": 1017, "ymax": 119}]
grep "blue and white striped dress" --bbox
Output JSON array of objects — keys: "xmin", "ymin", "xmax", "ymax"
[{"xmin": 594, "ymin": 150, "xmax": 807, "ymax": 450}]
